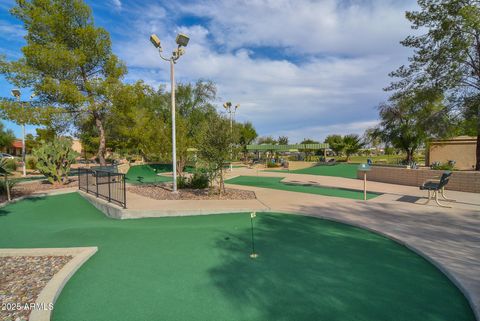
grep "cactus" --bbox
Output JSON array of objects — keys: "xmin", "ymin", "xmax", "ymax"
[{"xmin": 33, "ymin": 138, "xmax": 79, "ymax": 185}]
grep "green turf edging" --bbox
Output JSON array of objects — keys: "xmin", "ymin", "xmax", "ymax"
[
  {"xmin": 0, "ymin": 193, "xmax": 474, "ymax": 321},
  {"xmin": 226, "ymin": 176, "xmax": 381, "ymax": 200},
  {"xmin": 264, "ymin": 163, "xmax": 359, "ymax": 179}
]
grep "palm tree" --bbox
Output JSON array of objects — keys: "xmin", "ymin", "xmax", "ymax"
[
  {"xmin": 343, "ymin": 134, "xmax": 365, "ymax": 162},
  {"xmin": 0, "ymin": 158, "xmax": 12, "ymax": 201}
]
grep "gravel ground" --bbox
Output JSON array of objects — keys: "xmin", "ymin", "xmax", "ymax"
[
  {"xmin": 0, "ymin": 179, "xmax": 77, "ymax": 204},
  {"xmin": 128, "ymin": 184, "xmax": 256, "ymax": 200},
  {"xmin": 0, "ymin": 256, "xmax": 72, "ymax": 321}
]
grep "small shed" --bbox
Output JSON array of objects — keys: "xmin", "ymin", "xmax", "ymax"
[{"xmin": 427, "ymin": 136, "xmax": 477, "ymax": 170}]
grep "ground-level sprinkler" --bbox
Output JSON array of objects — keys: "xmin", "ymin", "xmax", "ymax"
[{"xmin": 250, "ymin": 212, "xmax": 258, "ymax": 259}]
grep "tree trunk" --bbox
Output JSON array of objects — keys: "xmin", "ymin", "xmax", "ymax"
[
  {"xmin": 5, "ymin": 175, "xmax": 10, "ymax": 202},
  {"xmin": 406, "ymin": 149, "xmax": 414, "ymax": 164},
  {"xmin": 94, "ymin": 114, "xmax": 107, "ymax": 166}
]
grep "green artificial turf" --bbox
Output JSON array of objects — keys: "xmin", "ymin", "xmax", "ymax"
[
  {"xmin": 125, "ymin": 164, "xmax": 181, "ymax": 184},
  {"xmin": 0, "ymin": 193, "xmax": 474, "ymax": 321},
  {"xmin": 267, "ymin": 163, "xmax": 359, "ymax": 179},
  {"xmin": 226, "ymin": 176, "xmax": 380, "ymax": 200}
]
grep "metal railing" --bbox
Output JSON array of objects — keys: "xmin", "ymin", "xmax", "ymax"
[{"xmin": 78, "ymin": 167, "xmax": 126, "ymax": 208}]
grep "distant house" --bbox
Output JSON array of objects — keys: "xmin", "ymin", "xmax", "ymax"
[
  {"xmin": 427, "ymin": 136, "xmax": 477, "ymax": 170},
  {"xmin": 3, "ymin": 139, "xmax": 25, "ymax": 156},
  {"xmin": 1, "ymin": 138, "xmax": 84, "ymax": 157}
]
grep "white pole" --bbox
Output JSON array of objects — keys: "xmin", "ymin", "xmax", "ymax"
[
  {"xmin": 22, "ymin": 123, "xmax": 26, "ymax": 177},
  {"xmin": 170, "ymin": 58, "xmax": 177, "ymax": 192}
]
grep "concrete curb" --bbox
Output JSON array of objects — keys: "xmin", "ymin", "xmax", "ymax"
[
  {"xmin": 79, "ymin": 190, "xmax": 270, "ymax": 219},
  {"xmin": 0, "ymin": 247, "xmax": 98, "ymax": 321},
  {"xmin": 0, "ymin": 188, "xmax": 77, "ymax": 208}
]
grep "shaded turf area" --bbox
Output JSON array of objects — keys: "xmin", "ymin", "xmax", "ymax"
[
  {"xmin": 126, "ymin": 164, "xmax": 246, "ymax": 184},
  {"xmin": 125, "ymin": 164, "xmax": 180, "ymax": 184},
  {"xmin": 226, "ymin": 176, "xmax": 380, "ymax": 200},
  {"xmin": 267, "ymin": 163, "xmax": 359, "ymax": 179},
  {"xmin": 0, "ymin": 193, "xmax": 474, "ymax": 321}
]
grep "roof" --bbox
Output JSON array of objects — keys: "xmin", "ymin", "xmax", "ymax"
[
  {"xmin": 12, "ymin": 140, "xmax": 22, "ymax": 149},
  {"xmin": 247, "ymin": 143, "xmax": 329, "ymax": 151}
]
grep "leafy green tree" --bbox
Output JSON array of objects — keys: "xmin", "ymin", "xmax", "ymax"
[
  {"xmin": 343, "ymin": 134, "xmax": 364, "ymax": 162},
  {"xmin": 0, "ymin": 0, "xmax": 127, "ymax": 166},
  {"xmin": 257, "ymin": 136, "xmax": 277, "ymax": 145},
  {"xmin": 300, "ymin": 138, "xmax": 319, "ymax": 161},
  {"xmin": 0, "ymin": 122, "xmax": 15, "ymax": 150},
  {"xmin": 278, "ymin": 136, "xmax": 289, "ymax": 145},
  {"xmin": 198, "ymin": 114, "xmax": 234, "ymax": 195},
  {"xmin": 34, "ymin": 137, "xmax": 78, "ymax": 185},
  {"xmin": 174, "ymin": 81, "xmax": 217, "ymax": 174},
  {"xmin": 237, "ymin": 121, "xmax": 258, "ymax": 159},
  {"xmin": 387, "ymin": 0, "xmax": 480, "ymax": 169},
  {"xmin": 374, "ymin": 91, "xmax": 445, "ymax": 163},
  {"xmin": 324, "ymin": 135, "xmax": 344, "ymax": 156}
]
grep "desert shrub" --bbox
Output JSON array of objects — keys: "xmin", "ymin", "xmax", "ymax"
[
  {"xmin": 177, "ymin": 172, "xmax": 209, "ymax": 189},
  {"xmin": 177, "ymin": 175, "xmax": 189, "ymax": 189},
  {"xmin": 2, "ymin": 158, "xmax": 17, "ymax": 172},
  {"xmin": 190, "ymin": 172, "xmax": 209, "ymax": 189},
  {"xmin": 33, "ymin": 138, "xmax": 78, "ymax": 185},
  {"xmin": 267, "ymin": 161, "xmax": 280, "ymax": 168},
  {"xmin": 0, "ymin": 179, "xmax": 17, "ymax": 195},
  {"xmin": 431, "ymin": 162, "xmax": 455, "ymax": 171},
  {"xmin": 26, "ymin": 155, "xmax": 37, "ymax": 170}
]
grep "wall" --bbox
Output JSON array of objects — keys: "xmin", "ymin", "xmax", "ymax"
[
  {"xmin": 428, "ymin": 136, "xmax": 477, "ymax": 170},
  {"xmin": 358, "ymin": 166, "xmax": 480, "ymax": 193}
]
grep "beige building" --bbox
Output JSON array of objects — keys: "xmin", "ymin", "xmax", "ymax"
[
  {"xmin": 71, "ymin": 139, "xmax": 83, "ymax": 154},
  {"xmin": 427, "ymin": 136, "xmax": 477, "ymax": 170}
]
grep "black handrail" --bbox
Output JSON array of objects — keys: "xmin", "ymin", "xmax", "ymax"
[{"xmin": 78, "ymin": 167, "xmax": 126, "ymax": 208}]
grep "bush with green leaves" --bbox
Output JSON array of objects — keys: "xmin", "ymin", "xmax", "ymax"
[
  {"xmin": 177, "ymin": 172, "xmax": 209, "ymax": 190},
  {"xmin": 33, "ymin": 138, "xmax": 79, "ymax": 185},
  {"xmin": 0, "ymin": 158, "xmax": 14, "ymax": 201},
  {"xmin": 2, "ymin": 158, "xmax": 17, "ymax": 172},
  {"xmin": 0, "ymin": 179, "xmax": 17, "ymax": 196},
  {"xmin": 26, "ymin": 155, "xmax": 37, "ymax": 170},
  {"xmin": 190, "ymin": 172, "xmax": 209, "ymax": 189}
]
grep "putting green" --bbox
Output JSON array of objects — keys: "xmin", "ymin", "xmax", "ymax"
[
  {"xmin": 125, "ymin": 164, "xmax": 198, "ymax": 184},
  {"xmin": 226, "ymin": 176, "xmax": 380, "ymax": 200},
  {"xmin": 0, "ymin": 193, "xmax": 474, "ymax": 321},
  {"xmin": 267, "ymin": 163, "xmax": 359, "ymax": 179}
]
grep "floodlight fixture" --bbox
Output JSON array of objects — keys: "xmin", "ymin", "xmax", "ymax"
[
  {"xmin": 11, "ymin": 89, "xmax": 21, "ymax": 98},
  {"xmin": 223, "ymin": 101, "xmax": 232, "ymax": 109},
  {"xmin": 175, "ymin": 33, "xmax": 189, "ymax": 47},
  {"xmin": 150, "ymin": 34, "xmax": 161, "ymax": 48}
]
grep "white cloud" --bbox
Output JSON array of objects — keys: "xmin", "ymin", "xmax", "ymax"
[
  {"xmin": 112, "ymin": 0, "xmax": 417, "ymax": 141},
  {"xmin": 112, "ymin": 0, "xmax": 122, "ymax": 10}
]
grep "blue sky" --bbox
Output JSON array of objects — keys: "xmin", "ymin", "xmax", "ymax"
[{"xmin": 0, "ymin": 0, "xmax": 418, "ymax": 142}]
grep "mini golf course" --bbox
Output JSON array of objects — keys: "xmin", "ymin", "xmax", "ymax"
[
  {"xmin": 125, "ymin": 164, "xmax": 181, "ymax": 184},
  {"xmin": 126, "ymin": 164, "xmax": 245, "ymax": 184},
  {"xmin": 226, "ymin": 176, "xmax": 381, "ymax": 200},
  {"xmin": 0, "ymin": 193, "xmax": 474, "ymax": 321},
  {"xmin": 267, "ymin": 163, "xmax": 359, "ymax": 179}
]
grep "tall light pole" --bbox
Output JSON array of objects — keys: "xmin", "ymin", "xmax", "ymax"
[
  {"xmin": 223, "ymin": 102, "xmax": 240, "ymax": 171},
  {"xmin": 150, "ymin": 33, "xmax": 189, "ymax": 193},
  {"xmin": 11, "ymin": 89, "xmax": 26, "ymax": 177}
]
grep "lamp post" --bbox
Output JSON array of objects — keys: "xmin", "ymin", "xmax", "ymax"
[
  {"xmin": 11, "ymin": 89, "xmax": 26, "ymax": 177},
  {"xmin": 150, "ymin": 33, "xmax": 189, "ymax": 193},
  {"xmin": 223, "ymin": 102, "xmax": 239, "ymax": 171}
]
